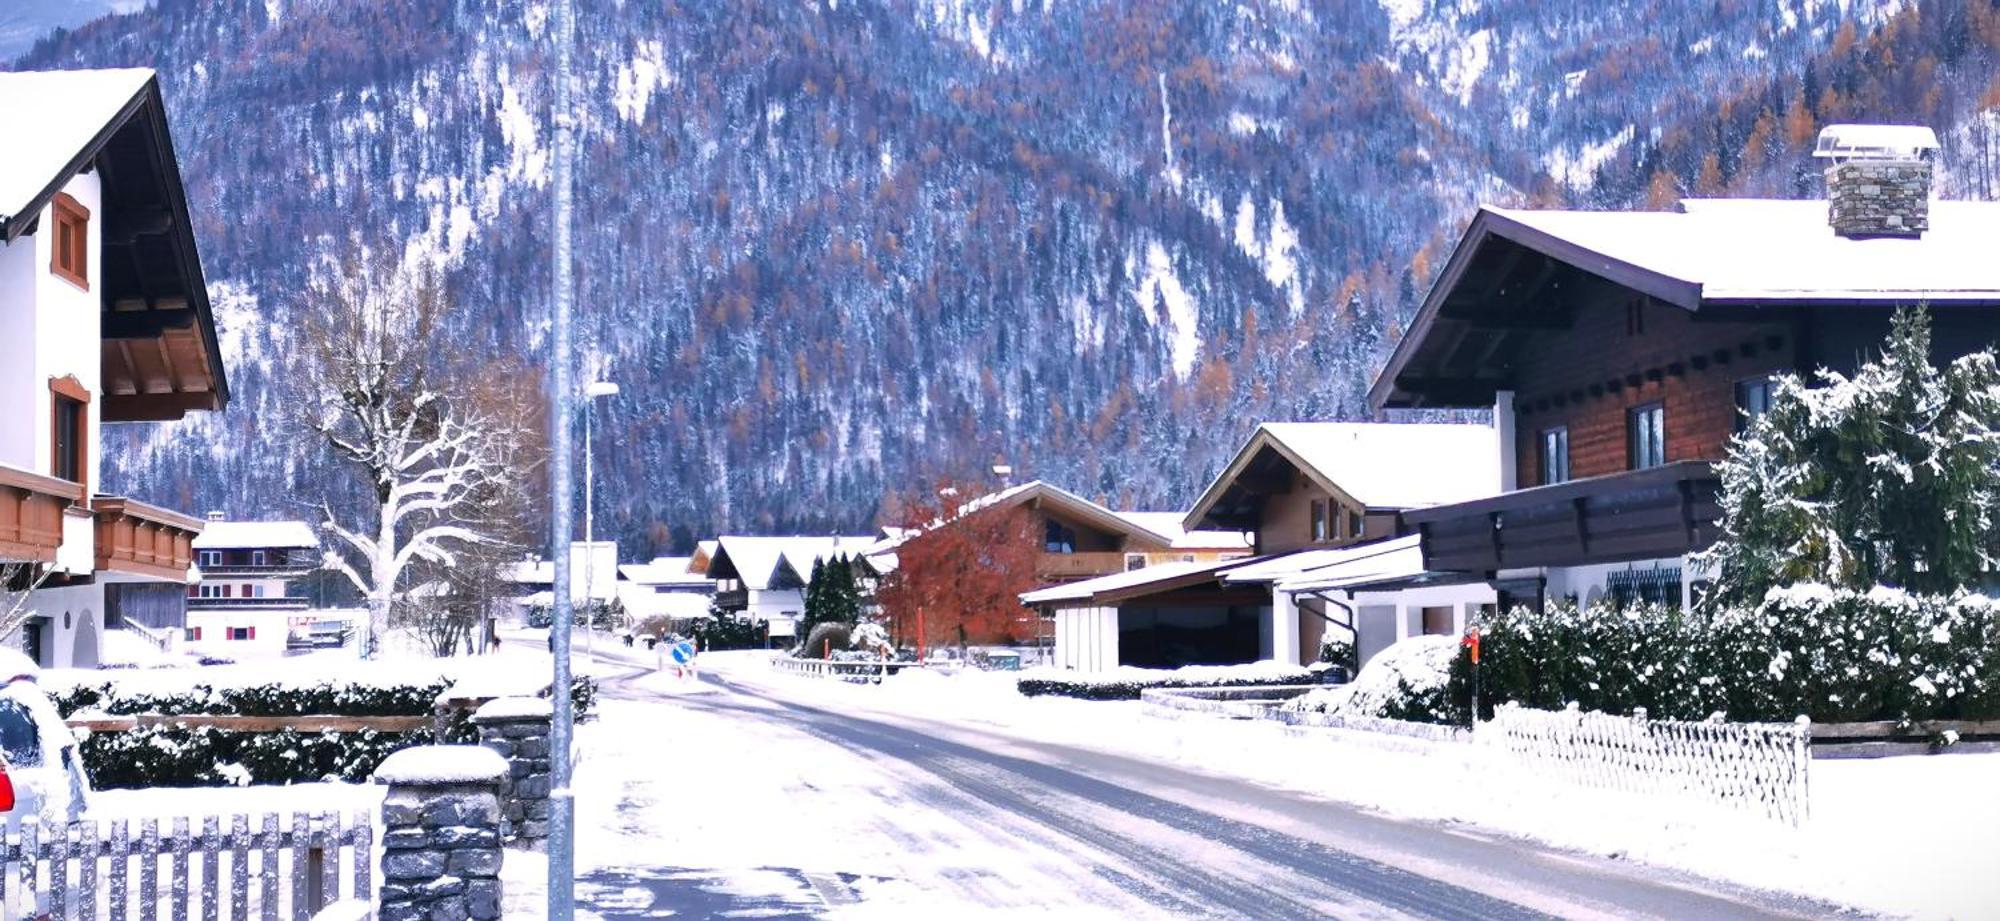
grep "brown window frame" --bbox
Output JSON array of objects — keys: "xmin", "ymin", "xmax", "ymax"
[
  {"xmin": 50, "ymin": 193, "xmax": 90, "ymax": 290},
  {"xmin": 1628, "ymin": 402, "xmax": 1666, "ymax": 470},
  {"xmin": 48, "ymin": 376, "xmax": 90, "ymax": 491},
  {"xmin": 1540, "ymin": 425, "xmax": 1571, "ymax": 485},
  {"xmin": 1309, "ymin": 499, "xmax": 1329, "ymax": 542}
]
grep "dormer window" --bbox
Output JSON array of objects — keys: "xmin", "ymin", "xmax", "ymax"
[{"xmin": 50, "ymin": 193, "xmax": 89, "ymax": 290}]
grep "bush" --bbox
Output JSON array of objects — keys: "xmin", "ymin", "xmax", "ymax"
[
  {"xmin": 797, "ymin": 622, "xmax": 853, "ymax": 659},
  {"xmin": 689, "ymin": 608, "xmax": 764, "ymax": 650},
  {"xmin": 1017, "ymin": 663, "xmax": 1317, "ymax": 701},
  {"xmin": 1444, "ymin": 589, "xmax": 2000, "ymax": 725},
  {"xmin": 55, "ymin": 668, "xmax": 596, "ymax": 789},
  {"xmin": 1291, "ymin": 636, "xmax": 1458, "ymax": 724}
]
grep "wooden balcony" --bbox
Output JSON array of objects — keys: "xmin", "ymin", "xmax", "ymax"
[
  {"xmin": 0, "ymin": 464, "xmax": 86, "ymax": 563},
  {"xmin": 92, "ymin": 496, "xmax": 204, "ymax": 582},
  {"xmin": 1036, "ymin": 551, "xmax": 1130, "ymax": 580}
]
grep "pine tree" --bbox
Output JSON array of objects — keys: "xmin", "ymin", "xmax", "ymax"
[
  {"xmin": 801, "ymin": 557, "xmax": 829, "ymax": 635},
  {"xmin": 1701, "ymin": 308, "xmax": 2000, "ymax": 607}
]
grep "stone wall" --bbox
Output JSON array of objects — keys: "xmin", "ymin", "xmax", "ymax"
[
  {"xmin": 373, "ymin": 746, "xmax": 508, "ymax": 921},
  {"xmin": 472, "ymin": 696, "xmax": 554, "ymax": 848},
  {"xmin": 1826, "ymin": 160, "xmax": 1931, "ymax": 238}
]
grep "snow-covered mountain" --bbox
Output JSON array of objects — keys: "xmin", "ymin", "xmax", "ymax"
[{"xmin": 10, "ymin": 0, "xmax": 1998, "ymax": 556}]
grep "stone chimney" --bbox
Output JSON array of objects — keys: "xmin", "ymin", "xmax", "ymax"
[{"xmin": 1814, "ymin": 124, "xmax": 1939, "ymax": 239}]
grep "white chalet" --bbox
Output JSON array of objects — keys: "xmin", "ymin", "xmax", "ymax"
[
  {"xmin": 1, "ymin": 69, "xmax": 229, "ymax": 668},
  {"xmin": 704, "ymin": 535, "xmax": 878, "ymax": 642},
  {"xmin": 185, "ymin": 516, "xmax": 322, "ymax": 654}
]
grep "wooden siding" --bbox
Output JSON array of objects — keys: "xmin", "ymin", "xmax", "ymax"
[
  {"xmin": 0, "ymin": 465, "xmax": 86, "ymax": 563},
  {"xmin": 92, "ymin": 496, "xmax": 202, "ymax": 582},
  {"xmin": 1255, "ymin": 469, "xmax": 1368, "ymax": 555},
  {"xmin": 1509, "ymin": 300, "xmax": 1795, "ymax": 484}
]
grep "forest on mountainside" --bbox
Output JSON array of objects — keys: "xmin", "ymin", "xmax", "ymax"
[{"xmin": 9, "ymin": 0, "xmax": 1997, "ymax": 556}]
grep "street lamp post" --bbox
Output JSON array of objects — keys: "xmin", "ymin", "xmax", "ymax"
[
  {"xmin": 547, "ymin": 0, "xmax": 578, "ymax": 912},
  {"xmin": 581, "ymin": 381, "xmax": 619, "ymax": 658}
]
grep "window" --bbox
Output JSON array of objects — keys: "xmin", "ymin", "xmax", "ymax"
[
  {"xmin": 1628, "ymin": 402, "xmax": 1665, "ymax": 469},
  {"xmin": 1608, "ymin": 566, "xmax": 1683, "ymax": 610},
  {"xmin": 1044, "ymin": 519, "xmax": 1076, "ymax": 554},
  {"xmin": 1420, "ymin": 606, "xmax": 1456, "ymax": 636},
  {"xmin": 252, "ymin": 550, "xmax": 267, "ymax": 566},
  {"xmin": 50, "ymin": 193, "xmax": 89, "ymax": 290},
  {"xmin": 1540, "ymin": 427, "xmax": 1571, "ymax": 485},
  {"xmin": 1736, "ymin": 376, "xmax": 1777, "ymax": 431},
  {"xmin": 1124, "ymin": 553, "xmax": 1147, "ymax": 572},
  {"xmin": 1348, "ymin": 511, "xmax": 1364, "ymax": 539},
  {"xmin": 1310, "ymin": 500, "xmax": 1329, "ymax": 542},
  {"xmin": 186, "ymin": 627, "xmax": 202, "ymax": 642},
  {"xmin": 48, "ymin": 377, "xmax": 89, "ymax": 488},
  {"xmin": 228, "ymin": 627, "xmax": 254, "ymax": 641},
  {"xmin": 199, "ymin": 550, "xmax": 222, "ymax": 567}
]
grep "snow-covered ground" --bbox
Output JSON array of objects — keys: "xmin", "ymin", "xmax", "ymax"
[{"xmin": 658, "ymin": 651, "xmax": 1997, "ymax": 920}]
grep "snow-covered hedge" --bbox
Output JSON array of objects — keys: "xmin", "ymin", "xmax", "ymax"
[
  {"xmin": 1017, "ymin": 662, "xmax": 1317, "ymax": 701},
  {"xmin": 1288, "ymin": 636, "xmax": 1458, "ymax": 724},
  {"xmin": 49, "ymin": 663, "xmax": 596, "ymax": 789},
  {"xmin": 1453, "ymin": 587, "xmax": 2000, "ymax": 724}
]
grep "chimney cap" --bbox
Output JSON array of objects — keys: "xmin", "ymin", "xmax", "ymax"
[
  {"xmin": 1814, "ymin": 124, "xmax": 1939, "ymax": 163},
  {"xmin": 205, "ymin": 511, "xmax": 226, "ymax": 521}
]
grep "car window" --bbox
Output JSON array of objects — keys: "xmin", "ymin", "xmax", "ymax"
[{"xmin": 0, "ymin": 697, "xmax": 43, "ymax": 768}]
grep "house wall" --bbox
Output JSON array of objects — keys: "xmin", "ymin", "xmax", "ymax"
[
  {"xmin": 1508, "ymin": 301, "xmax": 1793, "ymax": 485},
  {"xmin": 1255, "ymin": 469, "xmax": 1367, "ymax": 555},
  {"xmin": 185, "ymin": 609, "xmax": 291, "ymax": 657},
  {"xmin": 1337, "ymin": 583, "xmax": 1497, "ymax": 668},
  {"xmin": 1, "ymin": 174, "xmax": 105, "ymax": 488},
  {"xmin": 20, "ymin": 582, "xmax": 104, "ymax": 669},
  {"xmin": 1053, "ymin": 605, "xmax": 1118, "ymax": 671}
]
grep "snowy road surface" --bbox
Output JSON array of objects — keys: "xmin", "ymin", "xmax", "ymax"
[{"xmin": 557, "ymin": 659, "xmax": 1847, "ymax": 920}]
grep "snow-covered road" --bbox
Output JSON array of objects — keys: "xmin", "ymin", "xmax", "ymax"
[{"xmin": 548, "ymin": 658, "xmax": 1845, "ymax": 920}]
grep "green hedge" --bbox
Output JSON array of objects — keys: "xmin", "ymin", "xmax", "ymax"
[
  {"xmin": 1447, "ymin": 587, "xmax": 2000, "ymax": 725},
  {"xmin": 56, "ymin": 670, "xmax": 597, "ymax": 789},
  {"xmin": 1018, "ymin": 667, "xmax": 1318, "ymax": 701}
]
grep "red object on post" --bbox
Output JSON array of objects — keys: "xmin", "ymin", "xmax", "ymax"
[{"xmin": 1463, "ymin": 627, "xmax": 1480, "ymax": 664}]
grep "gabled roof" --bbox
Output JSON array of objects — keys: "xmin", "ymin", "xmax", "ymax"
[
  {"xmin": 706, "ymin": 535, "xmax": 878, "ymax": 591},
  {"xmin": 1185, "ymin": 423, "xmax": 1499, "ymax": 531},
  {"xmin": 191, "ymin": 520, "xmax": 319, "ymax": 550},
  {"xmin": 898, "ymin": 480, "xmax": 1188, "ymax": 550},
  {"xmin": 0, "ymin": 68, "xmax": 229, "ymax": 418},
  {"xmin": 618, "ymin": 557, "xmax": 710, "ymax": 587},
  {"xmin": 1372, "ymin": 198, "xmax": 2000, "ymax": 409}
]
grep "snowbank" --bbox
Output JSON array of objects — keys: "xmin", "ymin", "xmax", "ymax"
[
  {"xmin": 373, "ymin": 745, "xmax": 507, "ymax": 785},
  {"xmin": 472, "ymin": 696, "xmax": 551, "ymax": 721}
]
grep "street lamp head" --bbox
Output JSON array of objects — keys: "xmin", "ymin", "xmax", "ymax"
[{"xmin": 584, "ymin": 381, "xmax": 620, "ymax": 398}]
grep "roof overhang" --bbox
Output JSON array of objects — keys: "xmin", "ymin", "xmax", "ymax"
[
  {"xmin": 0, "ymin": 71, "xmax": 229, "ymax": 421},
  {"xmin": 1183, "ymin": 428, "xmax": 1362, "ymax": 533},
  {"xmin": 1368, "ymin": 208, "xmax": 1703, "ymax": 411}
]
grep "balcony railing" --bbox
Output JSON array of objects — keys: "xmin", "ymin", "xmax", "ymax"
[
  {"xmin": 187, "ymin": 595, "xmax": 313, "ymax": 611},
  {"xmin": 0, "ymin": 464, "xmax": 85, "ymax": 563},
  {"xmin": 92, "ymin": 496, "xmax": 204, "ymax": 582},
  {"xmin": 196, "ymin": 558, "xmax": 321, "ymax": 577},
  {"xmin": 1036, "ymin": 551, "xmax": 1131, "ymax": 580}
]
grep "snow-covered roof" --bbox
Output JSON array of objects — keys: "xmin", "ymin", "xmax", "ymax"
[
  {"xmin": 1019, "ymin": 556, "xmax": 1257, "ymax": 606},
  {"xmin": 888, "ymin": 480, "xmax": 1185, "ymax": 552},
  {"xmin": 710, "ymin": 535, "xmax": 879, "ymax": 590},
  {"xmin": 191, "ymin": 520, "xmax": 320, "ymax": 550},
  {"xmin": 1188, "ymin": 423, "xmax": 1499, "ymax": 532},
  {"xmin": 618, "ymin": 557, "xmax": 709, "ymax": 587},
  {"xmin": 1489, "ymin": 199, "xmax": 2000, "ymax": 304},
  {"xmin": 1269, "ymin": 535, "xmax": 1428, "ymax": 593},
  {"xmin": 372, "ymin": 745, "xmax": 507, "ymax": 786},
  {"xmin": 0, "ymin": 68, "xmax": 155, "ymax": 227},
  {"xmin": 1111, "ymin": 512, "xmax": 1253, "ymax": 551}
]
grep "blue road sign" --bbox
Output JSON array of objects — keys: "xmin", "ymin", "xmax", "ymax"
[{"xmin": 670, "ymin": 641, "xmax": 696, "ymax": 665}]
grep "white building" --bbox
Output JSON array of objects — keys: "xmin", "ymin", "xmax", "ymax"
[
  {"xmin": 704, "ymin": 535, "xmax": 878, "ymax": 643},
  {"xmin": 1, "ymin": 69, "xmax": 229, "ymax": 668},
  {"xmin": 184, "ymin": 516, "xmax": 325, "ymax": 657},
  {"xmin": 616, "ymin": 556, "xmax": 714, "ymax": 622},
  {"xmin": 504, "ymin": 541, "xmax": 620, "ymax": 616}
]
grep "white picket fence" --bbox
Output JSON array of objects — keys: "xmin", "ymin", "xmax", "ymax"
[
  {"xmin": 0, "ymin": 810, "xmax": 375, "ymax": 921},
  {"xmin": 769, "ymin": 657, "xmax": 925, "ymax": 682},
  {"xmin": 1483, "ymin": 702, "xmax": 1813, "ymax": 826}
]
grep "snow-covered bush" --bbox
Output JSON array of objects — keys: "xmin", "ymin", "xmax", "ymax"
[
  {"xmin": 1447, "ymin": 589, "xmax": 2000, "ymax": 724},
  {"xmin": 797, "ymin": 622, "xmax": 853, "ymax": 659},
  {"xmin": 1289, "ymin": 636, "xmax": 1459, "ymax": 724},
  {"xmin": 1016, "ymin": 662, "xmax": 1316, "ymax": 701},
  {"xmin": 850, "ymin": 623, "xmax": 893, "ymax": 657}
]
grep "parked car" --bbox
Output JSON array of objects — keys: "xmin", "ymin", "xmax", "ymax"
[{"xmin": 0, "ymin": 657, "xmax": 92, "ymax": 829}]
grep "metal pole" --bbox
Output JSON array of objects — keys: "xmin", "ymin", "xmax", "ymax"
[
  {"xmin": 546, "ymin": 0, "xmax": 577, "ymax": 910},
  {"xmin": 583, "ymin": 398, "xmax": 594, "ymax": 658}
]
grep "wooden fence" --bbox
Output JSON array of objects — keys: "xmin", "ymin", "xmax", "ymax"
[{"xmin": 0, "ymin": 810, "xmax": 374, "ymax": 921}]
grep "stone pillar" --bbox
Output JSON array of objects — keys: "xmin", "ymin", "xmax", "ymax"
[
  {"xmin": 471, "ymin": 696, "xmax": 554, "ymax": 848},
  {"xmin": 373, "ymin": 745, "xmax": 508, "ymax": 921}
]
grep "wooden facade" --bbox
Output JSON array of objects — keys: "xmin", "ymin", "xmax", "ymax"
[
  {"xmin": 0, "ymin": 465, "xmax": 85, "ymax": 563},
  {"xmin": 91, "ymin": 496, "xmax": 202, "ymax": 581}
]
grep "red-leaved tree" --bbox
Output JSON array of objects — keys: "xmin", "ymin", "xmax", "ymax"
[{"xmin": 876, "ymin": 479, "xmax": 1042, "ymax": 655}]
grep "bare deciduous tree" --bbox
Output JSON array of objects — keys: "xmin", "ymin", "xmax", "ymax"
[
  {"xmin": 0, "ymin": 561, "xmax": 56, "ymax": 647},
  {"xmin": 296, "ymin": 253, "xmax": 541, "ymax": 658}
]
